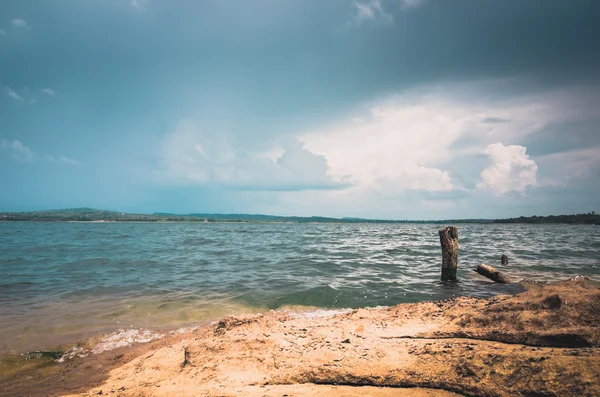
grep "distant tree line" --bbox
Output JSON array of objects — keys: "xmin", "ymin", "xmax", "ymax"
[
  {"xmin": 1, "ymin": 208, "xmax": 598, "ymax": 224},
  {"xmin": 494, "ymin": 212, "xmax": 599, "ymax": 225},
  {"xmin": 0, "ymin": 209, "xmax": 207, "ymax": 223}
]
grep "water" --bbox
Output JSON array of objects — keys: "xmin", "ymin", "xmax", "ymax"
[{"xmin": 0, "ymin": 222, "xmax": 598, "ymax": 355}]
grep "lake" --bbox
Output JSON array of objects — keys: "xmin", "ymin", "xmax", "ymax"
[{"xmin": 1, "ymin": 222, "xmax": 598, "ymax": 354}]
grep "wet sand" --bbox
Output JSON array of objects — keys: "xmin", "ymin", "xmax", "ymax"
[{"xmin": 2, "ymin": 277, "xmax": 599, "ymax": 397}]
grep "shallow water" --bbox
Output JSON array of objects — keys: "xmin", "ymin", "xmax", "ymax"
[{"xmin": 0, "ymin": 222, "xmax": 598, "ymax": 354}]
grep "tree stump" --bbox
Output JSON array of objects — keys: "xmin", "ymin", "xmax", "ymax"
[
  {"xmin": 439, "ymin": 226, "xmax": 459, "ymax": 281},
  {"xmin": 474, "ymin": 264, "xmax": 512, "ymax": 283},
  {"xmin": 501, "ymin": 254, "xmax": 508, "ymax": 265}
]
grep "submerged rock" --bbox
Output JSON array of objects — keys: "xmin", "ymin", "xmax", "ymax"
[{"xmin": 23, "ymin": 350, "xmax": 63, "ymax": 360}]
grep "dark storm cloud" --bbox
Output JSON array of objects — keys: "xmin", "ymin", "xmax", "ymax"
[{"xmin": 525, "ymin": 120, "xmax": 600, "ymax": 157}]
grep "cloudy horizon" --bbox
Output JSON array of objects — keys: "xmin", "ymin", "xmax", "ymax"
[{"xmin": 1, "ymin": 0, "xmax": 599, "ymax": 220}]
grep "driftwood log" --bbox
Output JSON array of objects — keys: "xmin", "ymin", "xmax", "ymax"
[
  {"xmin": 474, "ymin": 263, "xmax": 512, "ymax": 283},
  {"xmin": 439, "ymin": 226, "xmax": 458, "ymax": 282}
]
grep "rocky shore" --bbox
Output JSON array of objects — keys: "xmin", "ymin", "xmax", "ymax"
[{"xmin": 2, "ymin": 277, "xmax": 599, "ymax": 397}]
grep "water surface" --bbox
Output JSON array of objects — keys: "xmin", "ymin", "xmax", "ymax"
[{"xmin": 1, "ymin": 222, "xmax": 598, "ymax": 354}]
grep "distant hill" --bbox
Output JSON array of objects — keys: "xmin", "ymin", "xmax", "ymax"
[
  {"xmin": 186, "ymin": 213, "xmax": 351, "ymax": 223},
  {"xmin": 44, "ymin": 207, "xmax": 110, "ymax": 213},
  {"xmin": 0, "ymin": 209, "xmax": 459, "ymax": 223},
  {"xmin": 0, "ymin": 209, "xmax": 597, "ymax": 224},
  {"xmin": 0, "ymin": 209, "xmax": 202, "ymax": 222}
]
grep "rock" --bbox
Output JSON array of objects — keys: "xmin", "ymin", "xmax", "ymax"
[
  {"xmin": 24, "ymin": 350, "xmax": 63, "ymax": 360},
  {"xmin": 541, "ymin": 294, "xmax": 563, "ymax": 309}
]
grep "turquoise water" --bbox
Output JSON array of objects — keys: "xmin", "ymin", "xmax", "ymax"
[{"xmin": 1, "ymin": 222, "xmax": 598, "ymax": 354}]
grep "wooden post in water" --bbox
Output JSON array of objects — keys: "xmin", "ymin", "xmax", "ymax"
[{"xmin": 439, "ymin": 226, "xmax": 459, "ymax": 282}]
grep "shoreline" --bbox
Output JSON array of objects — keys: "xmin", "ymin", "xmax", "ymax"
[
  {"xmin": 1, "ymin": 277, "xmax": 598, "ymax": 396},
  {"xmin": 2, "ymin": 220, "xmax": 600, "ymax": 225}
]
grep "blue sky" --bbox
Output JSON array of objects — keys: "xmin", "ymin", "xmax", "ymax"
[{"xmin": 1, "ymin": 0, "xmax": 599, "ymax": 219}]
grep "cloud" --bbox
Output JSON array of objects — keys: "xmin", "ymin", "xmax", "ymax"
[
  {"xmin": 60, "ymin": 156, "xmax": 81, "ymax": 166},
  {"xmin": 477, "ymin": 143, "xmax": 537, "ymax": 195},
  {"xmin": 41, "ymin": 88, "xmax": 55, "ymax": 96},
  {"xmin": 287, "ymin": 82, "xmax": 599, "ymax": 216},
  {"xmin": 11, "ymin": 19, "xmax": 30, "ymax": 30},
  {"xmin": 301, "ymin": 99, "xmax": 464, "ymax": 195},
  {"xmin": 1, "ymin": 140, "xmax": 82, "ymax": 166},
  {"xmin": 350, "ymin": 0, "xmax": 425, "ymax": 24},
  {"xmin": 45, "ymin": 155, "xmax": 82, "ymax": 166},
  {"xmin": 0, "ymin": 139, "xmax": 34, "ymax": 162},
  {"xmin": 0, "ymin": 29, "xmax": 6, "ymax": 36},
  {"xmin": 131, "ymin": 0, "xmax": 149, "ymax": 10},
  {"xmin": 351, "ymin": 0, "xmax": 392, "ymax": 24},
  {"xmin": 481, "ymin": 117, "xmax": 510, "ymax": 124},
  {"xmin": 536, "ymin": 146, "xmax": 600, "ymax": 187},
  {"xmin": 156, "ymin": 83, "xmax": 598, "ymax": 218},
  {"xmin": 156, "ymin": 121, "xmax": 347, "ymax": 191},
  {"xmin": 399, "ymin": 0, "xmax": 426, "ymax": 10},
  {"xmin": 3, "ymin": 86, "xmax": 40, "ymax": 103},
  {"xmin": 3, "ymin": 87, "xmax": 23, "ymax": 101}
]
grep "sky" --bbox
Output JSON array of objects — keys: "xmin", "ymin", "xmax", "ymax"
[{"xmin": 1, "ymin": 0, "xmax": 599, "ymax": 219}]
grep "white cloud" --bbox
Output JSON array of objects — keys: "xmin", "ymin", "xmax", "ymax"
[
  {"xmin": 400, "ymin": 0, "xmax": 426, "ymax": 10},
  {"xmin": 131, "ymin": 0, "xmax": 149, "ymax": 10},
  {"xmin": 41, "ymin": 88, "xmax": 55, "ymax": 96},
  {"xmin": 154, "ymin": 83, "xmax": 597, "ymax": 218},
  {"xmin": 45, "ymin": 155, "xmax": 81, "ymax": 166},
  {"xmin": 1, "ymin": 140, "xmax": 82, "ymax": 167},
  {"xmin": 0, "ymin": 139, "xmax": 34, "ymax": 162},
  {"xmin": 477, "ymin": 143, "xmax": 537, "ymax": 195},
  {"xmin": 156, "ymin": 121, "xmax": 346, "ymax": 191},
  {"xmin": 60, "ymin": 156, "xmax": 81, "ymax": 166},
  {"xmin": 3, "ymin": 86, "xmax": 44, "ymax": 104},
  {"xmin": 350, "ymin": 0, "xmax": 425, "ymax": 25},
  {"xmin": 3, "ymin": 86, "xmax": 23, "ymax": 101},
  {"xmin": 300, "ymin": 97, "xmax": 474, "ymax": 195},
  {"xmin": 11, "ymin": 19, "xmax": 30, "ymax": 30},
  {"xmin": 289, "ymin": 83, "xmax": 595, "ymax": 216},
  {"xmin": 351, "ymin": 0, "xmax": 392, "ymax": 24},
  {"xmin": 354, "ymin": 1, "xmax": 376, "ymax": 20}
]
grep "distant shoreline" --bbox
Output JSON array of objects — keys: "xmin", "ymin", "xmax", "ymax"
[
  {"xmin": 1, "ymin": 219, "xmax": 599, "ymax": 225},
  {"xmin": 2, "ymin": 220, "xmax": 598, "ymax": 225},
  {"xmin": 0, "ymin": 208, "xmax": 598, "ymax": 224}
]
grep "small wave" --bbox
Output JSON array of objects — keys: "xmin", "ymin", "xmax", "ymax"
[
  {"xmin": 57, "ymin": 328, "xmax": 164, "ymax": 362},
  {"xmin": 0, "ymin": 281, "xmax": 37, "ymax": 290},
  {"xmin": 182, "ymin": 238, "xmax": 219, "ymax": 246},
  {"xmin": 91, "ymin": 328, "xmax": 163, "ymax": 354},
  {"xmin": 57, "ymin": 325, "xmax": 202, "ymax": 363},
  {"xmin": 289, "ymin": 308, "xmax": 352, "ymax": 318}
]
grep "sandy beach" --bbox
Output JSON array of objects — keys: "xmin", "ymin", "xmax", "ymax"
[{"xmin": 1, "ymin": 276, "xmax": 597, "ymax": 397}]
